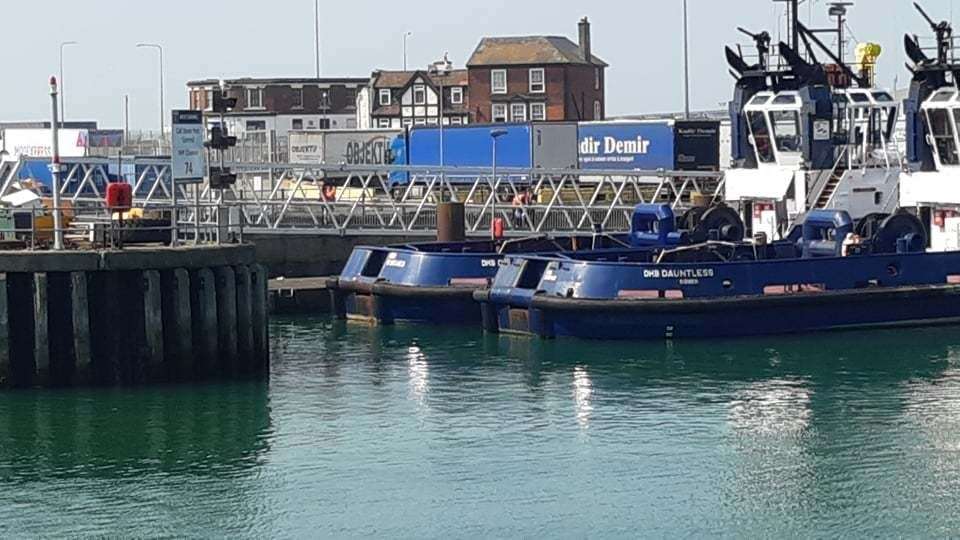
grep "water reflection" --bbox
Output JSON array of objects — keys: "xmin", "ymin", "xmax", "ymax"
[
  {"xmin": 728, "ymin": 379, "xmax": 812, "ymax": 436},
  {"xmin": 572, "ymin": 366, "xmax": 594, "ymax": 429},
  {"xmin": 0, "ymin": 381, "xmax": 272, "ymax": 482}
]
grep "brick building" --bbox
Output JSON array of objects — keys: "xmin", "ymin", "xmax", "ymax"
[
  {"xmin": 186, "ymin": 77, "xmax": 369, "ymax": 137},
  {"xmin": 466, "ymin": 17, "xmax": 606, "ymax": 123},
  {"xmin": 360, "ymin": 69, "xmax": 470, "ymax": 130}
]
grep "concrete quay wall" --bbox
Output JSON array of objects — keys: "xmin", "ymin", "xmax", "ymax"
[{"xmin": 0, "ymin": 245, "xmax": 269, "ymax": 388}]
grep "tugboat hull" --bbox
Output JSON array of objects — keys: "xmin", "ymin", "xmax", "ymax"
[{"xmin": 479, "ymin": 285, "xmax": 960, "ymax": 340}]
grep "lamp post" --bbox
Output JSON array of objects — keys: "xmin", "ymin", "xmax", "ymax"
[
  {"xmin": 59, "ymin": 41, "xmax": 78, "ymax": 125},
  {"xmin": 490, "ymin": 129, "xmax": 508, "ymax": 240},
  {"xmin": 137, "ymin": 43, "xmax": 165, "ymax": 138},
  {"xmin": 428, "ymin": 53, "xmax": 453, "ymax": 197},
  {"xmin": 314, "ymin": 0, "xmax": 321, "ymax": 77},
  {"xmin": 403, "ymin": 32, "xmax": 413, "ymax": 71},
  {"xmin": 682, "ymin": 0, "xmax": 690, "ymax": 120}
]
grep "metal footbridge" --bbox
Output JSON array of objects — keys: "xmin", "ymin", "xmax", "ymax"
[{"xmin": 0, "ymin": 156, "xmax": 724, "ymax": 238}]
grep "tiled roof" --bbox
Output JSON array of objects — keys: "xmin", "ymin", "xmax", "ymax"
[
  {"xmin": 372, "ymin": 70, "xmax": 469, "ymax": 89},
  {"xmin": 467, "ymin": 36, "xmax": 607, "ymax": 67}
]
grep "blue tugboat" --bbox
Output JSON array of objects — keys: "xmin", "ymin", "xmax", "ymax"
[
  {"xmin": 473, "ymin": 205, "xmax": 960, "ymax": 340},
  {"xmin": 332, "ymin": 203, "xmax": 746, "ymax": 325},
  {"xmin": 332, "ymin": 235, "xmax": 622, "ymax": 325}
]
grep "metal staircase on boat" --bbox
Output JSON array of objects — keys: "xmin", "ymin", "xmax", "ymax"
[{"xmin": 814, "ymin": 167, "xmax": 846, "ymax": 209}]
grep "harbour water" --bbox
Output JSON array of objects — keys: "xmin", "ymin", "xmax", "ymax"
[{"xmin": 3, "ymin": 318, "xmax": 960, "ymax": 537}]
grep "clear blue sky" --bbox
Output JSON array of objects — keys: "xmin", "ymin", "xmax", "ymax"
[{"xmin": 0, "ymin": 0, "xmax": 954, "ymax": 130}]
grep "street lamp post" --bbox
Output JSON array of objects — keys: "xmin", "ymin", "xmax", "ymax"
[
  {"xmin": 314, "ymin": 0, "xmax": 321, "ymax": 78},
  {"xmin": 429, "ymin": 54, "xmax": 453, "ymax": 198},
  {"xmin": 59, "ymin": 41, "xmax": 78, "ymax": 125},
  {"xmin": 137, "ymin": 43, "xmax": 165, "ymax": 138},
  {"xmin": 490, "ymin": 129, "xmax": 508, "ymax": 240},
  {"xmin": 682, "ymin": 0, "xmax": 690, "ymax": 120},
  {"xmin": 403, "ymin": 32, "xmax": 413, "ymax": 71}
]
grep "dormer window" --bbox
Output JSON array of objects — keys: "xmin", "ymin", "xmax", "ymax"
[
  {"xmin": 379, "ymin": 89, "xmax": 392, "ymax": 106},
  {"xmin": 247, "ymin": 88, "xmax": 263, "ymax": 109}
]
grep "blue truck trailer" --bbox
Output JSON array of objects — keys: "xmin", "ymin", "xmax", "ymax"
[
  {"xmin": 390, "ymin": 122, "xmax": 578, "ymax": 185},
  {"xmin": 578, "ymin": 120, "xmax": 721, "ymax": 172}
]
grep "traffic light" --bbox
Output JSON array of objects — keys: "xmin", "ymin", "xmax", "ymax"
[
  {"xmin": 211, "ymin": 91, "xmax": 238, "ymax": 114},
  {"xmin": 205, "ymin": 125, "xmax": 237, "ymax": 151},
  {"xmin": 209, "ymin": 166, "xmax": 237, "ymax": 189}
]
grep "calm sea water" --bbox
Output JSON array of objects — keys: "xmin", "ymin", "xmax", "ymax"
[{"xmin": 2, "ymin": 318, "xmax": 960, "ymax": 537}]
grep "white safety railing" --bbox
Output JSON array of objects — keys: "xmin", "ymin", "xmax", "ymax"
[{"xmin": 0, "ymin": 156, "xmax": 725, "ymax": 238}]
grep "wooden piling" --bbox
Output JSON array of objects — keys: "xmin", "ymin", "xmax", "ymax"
[
  {"xmin": 0, "ymin": 274, "xmax": 9, "ymax": 386},
  {"xmin": 142, "ymin": 270, "xmax": 164, "ymax": 381},
  {"xmin": 235, "ymin": 265, "xmax": 254, "ymax": 374},
  {"xmin": 33, "ymin": 272, "xmax": 49, "ymax": 385},
  {"xmin": 161, "ymin": 269, "xmax": 193, "ymax": 380},
  {"xmin": 71, "ymin": 272, "xmax": 92, "ymax": 385},
  {"xmin": 251, "ymin": 264, "xmax": 269, "ymax": 373},
  {"xmin": 215, "ymin": 266, "xmax": 238, "ymax": 375},
  {"xmin": 191, "ymin": 267, "xmax": 219, "ymax": 378}
]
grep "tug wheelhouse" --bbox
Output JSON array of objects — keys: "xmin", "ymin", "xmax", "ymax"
[
  {"xmin": 900, "ymin": 4, "xmax": 960, "ymax": 252},
  {"xmin": 724, "ymin": 1, "xmax": 900, "ymax": 241}
]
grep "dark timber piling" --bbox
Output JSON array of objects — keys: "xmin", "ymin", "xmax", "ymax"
[{"xmin": 0, "ymin": 245, "xmax": 268, "ymax": 389}]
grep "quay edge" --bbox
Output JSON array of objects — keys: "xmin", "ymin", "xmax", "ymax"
[{"xmin": 0, "ymin": 245, "xmax": 269, "ymax": 389}]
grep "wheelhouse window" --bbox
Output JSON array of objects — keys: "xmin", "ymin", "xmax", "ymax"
[
  {"xmin": 771, "ymin": 110, "xmax": 801, "ymax": 152},
  {"xmin": 928, "ymin": 109, "xmax": 960, "ymax": 165},
  {"xmin": 747, "ymin": 111, "xmax": 776, "ymax": 163}
]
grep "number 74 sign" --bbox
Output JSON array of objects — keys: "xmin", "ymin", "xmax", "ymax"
[{"xmin": 172, "ymin": 110, "xmax": 206, "ymax": 184}]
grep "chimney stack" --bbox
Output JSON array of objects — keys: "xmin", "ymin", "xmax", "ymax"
[{"xmin": 579, "ymin": 17, "xmax": 592, "ymax": 64}]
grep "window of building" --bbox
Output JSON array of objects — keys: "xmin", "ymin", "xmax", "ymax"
[
  {"xmin": 530, "ymin": 103, "xmax": 547, "ymax": 121},
  {"xmin": 593, "ymin": 100, "xmax": 602, "ymax": 120},
  {"xmin": 402, "ymin": 119, "xmax": 413, "ymax": 128},
  {"xmin": 491, "ymin": 69, "xmax": 507, "ymax": 94},
  {"xmin": 292, "ymin": 87, "xmax": 303, "ymax": 109},
  {"xmin": 529, "ymin": 68, "xmax": 545, "ymax": 93},
  {"xmin": 377, "ymin": 118, "xmax": 391, "ymax": 128},
  {"xmin": 492, "ymin": 103, "xmax": 508, "ymax": 123},
  {"xmin": 204, "ymin": 90, "xmax": 213, "ymax": 111},
  {"xmin": 450, "ymin": 87, "xmax": 463, "ymax": 104},
  {"xmin": 319, "ymin": 89, "xmax": 330, "ymax": 109},
  {"xmin": 413, "ymin": 85, "xmax": 426, "ymax": 105},
  {"xmin": 344, "ymin": 88, "xmax": 356, "ymax": 107},
  {"xmin": 247, "ymin": 88, "xmax": 263, "ymax": 109},
  {"xmin": 510, "ymin": 103, "xmax": 527, "ymax": 122},
  {"xmin": 450, "ymin": 117, "xmax": 462, "ymax": 125},
  {"xmin": 319, "ymin": 118, "xmax": 331, "ymax": 130},
  {"xmin": 427, "ymin": 118, "xmax": 438, "ymax": 125},
  {"xmin": 414, "ymin": 118, "xmax": 427, "ymax": 126},
  {"xmin": 292, "ymin": 118, "xmax": 303, "ymax": 130},
  {"xmin": 594, "ymin": 67, "xmax": 601, "ymax": 90},
  {"xmin": 246, "ymin": 120, "xmax": 267, "ymax": 131},
  {"xmin": 379, "ymin": 89, "xmax": 392, "ymax": 106}
]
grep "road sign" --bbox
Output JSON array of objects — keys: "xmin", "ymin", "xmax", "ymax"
[{"xmin": 172, "ymin": 110, "xmax": 205, "ymax": 183}]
